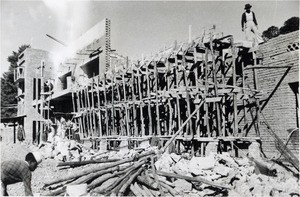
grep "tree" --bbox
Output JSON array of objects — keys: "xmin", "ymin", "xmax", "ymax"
[
  {"xmin": 279, "ymin": 17, "xmax": 299, "ymax": 35},
  {"xmin": 1, "ymin": 45, "xmax": 30, "ymax": 119},
  {"xmin": 262, "ymin": 26, "xmax": 280, "ymax": 39}
]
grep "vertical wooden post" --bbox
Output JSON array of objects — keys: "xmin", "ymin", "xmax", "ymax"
[
  {"xmin": 146, "ymin": 66, "xmax": 153, "ymax": 135},
  {"xmin": 137, "ymin": 68, "xmax": 145, "ymax": 136},
  {"xmin": 194, "ymin": 47, "xmax": 201, "ymax": 138},
  {"xmin": 104, "ymin": 74, "xmax": 109, "ymax": 136},
  {"xmin": 96, "ymin": 76, "xmax": 103, "ymax": 137},
  {"xmin": 122, "ymin": 71, "xmax": 129, "ymax": 136},
  {"xmin": 242, "ymin": 61, "xmax": 248, "ymax": 133},
  {"xmin": 252, "ymin": 51, "xmax": 260, "ymax": 137},
  {"xmin": 167, "ymin": 61, "xmax": 173, "ymax": 136},
  {"xmin": 131, "ymin": 65, "xmax": 138, "ymax": 136},
  {"xmin": 204, "ymin": 49, "xmax": 210, "ymax": 137},
  {"xmin": 154, "ymin": 61, "xmax": 161, "ymax": 136},
  {"xmin": 231, "ymin": 36, "xmax": 238, "ymax": 136},
  {"xmin": 174, "ymin": 56, "xmax": 182, "ymax": 132},
  {"xmin": 209, "ymin": 34, "xmax": 221, "ymax": 136},
  {"xmin": 13, "ymin": 122, "xmax": 16, "ymax": 144},
  {"xmin": 182, "ymin": 55, "xmax": 192, "ymax": 137}
]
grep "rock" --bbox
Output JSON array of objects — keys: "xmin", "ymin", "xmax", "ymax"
[
  {"xmin": 216, "ymin": 152, "xmax": 239, "ymax": 168},
  {"xmin": 99, "ymin": 139, "xmax": 108, "ymax": 152},
  {"xmin": 251, "ymin": 184, "xmax": 265, "ymax": 196},
  {"xmin": 213, "ymin": 165, "xmax": 233, "ymax": 176},
  {"xmin": 248, "ymin": 141, "xmax": 262, "ymax": 159},
  {"xmin": 205, "ymin": 142, "xmax": 218, "ymax": 155},
  {"xmin": 188, "ymin": 155, "xmax": 215, "ymax": 175},
  {"xmin": 66, "ymin": 183, "xmax": 87, "ymax": 196},
  {"xmin": 172, "ymin": 159, "xmax": 191, "ymax": 176},
  {"xmin": 155, "ymin": 153, "xmax": 174, "ymax": 172},
  {"xmin": 139, "ymin": 140, "xmax": 150, "ymax": 149},
  {"xmin": 173, "ymin": 179, "xmax": 192, "ymax": 192},
  {"xmin": 235, "ymin": 157, "xmax": 250, "ymax": 166},
  {"xmin": 170, "ymin": 153, "xmax": 181, "ymax": 163}
]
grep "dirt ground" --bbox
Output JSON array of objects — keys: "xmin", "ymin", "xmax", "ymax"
[{"xmin": 0, "ymin": 125, "xmax": 81, "ymax": 196}]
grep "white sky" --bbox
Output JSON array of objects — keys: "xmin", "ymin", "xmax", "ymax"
[{"xmin": 1, "ymin": 0, "xmax": 299, "ymax": 76}]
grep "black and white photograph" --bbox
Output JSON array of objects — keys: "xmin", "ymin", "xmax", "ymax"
[{"xmin": 1, "ymin": 0, "xmax": 299, "ymax": 196}]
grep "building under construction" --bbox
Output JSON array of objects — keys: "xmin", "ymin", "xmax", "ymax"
[{"xmin": 14, "ymin": 18, "xmax": 299, "ymax": 164}]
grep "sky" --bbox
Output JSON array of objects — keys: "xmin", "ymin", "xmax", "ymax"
[{"xmin": 1, "ymin": 0, "xmax": 299, "ymax": 76}]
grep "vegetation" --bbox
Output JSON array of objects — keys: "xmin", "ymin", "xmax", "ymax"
[
  {"xmin": 1, "ymin": 45, "xmax": 30, "ymax": 119},
  {"xmin": 262, "ymin": 17, "xmax": 299, "ymax": 40}
]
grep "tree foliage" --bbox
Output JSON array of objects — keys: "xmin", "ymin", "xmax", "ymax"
[
  {"xmin": 1, "ymin": 45, "xmax": 30, "ymax": 119},
  {"xmin": 279, "ymin": 17, "xmax": 299, "ymax": 35},
  {"xmin": 262, "ymin": 17, "xmax": 299, "ymax": 40},
  {"xmin": 262, "ymin": 26, "xmax": 280, "ymax": 39}
]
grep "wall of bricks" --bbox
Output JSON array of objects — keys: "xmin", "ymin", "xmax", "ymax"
[
  {"xmin": 247, "ymin": 31, "xmax": 299, "ymax": 158},
  {"xmin": 18, "ymin": 48, "xmax": 54, "ymax": 141}
]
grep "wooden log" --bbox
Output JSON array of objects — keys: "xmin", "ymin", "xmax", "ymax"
[
  {"xmin": 118, "ymin": 167, "xmax": 144, "ymax": 196},
  {"xmin": 156, "ymin": 171, "xmax": 232, "ymax": 190},
  {"xmin": 56, "ymin": 158, "xmax": 120, "ymax": 167},
  {"xmin": 141, "ymin": 185, "xmax": 155, "ymax": 197},
  {"xmin": 129, "ymin": 184, "xmax": 142, "ymax": 196},
  {"xmin": 136, "ymin": 175, "xmax": 158, "ymax": 190},
  {"xmin": 44, "ymin": 151, "xmax": 155, "ymax": 187},
  {"xmin": 96, "ymin": 159, "xmax": 146, "ymax": 194},
  {"xmin": 88, "ymin": 164, "xmax": 134, "ymax": 191},
  {"xmin": 159, "ymin": 181, "xmax": 178, "ymax": 196}
]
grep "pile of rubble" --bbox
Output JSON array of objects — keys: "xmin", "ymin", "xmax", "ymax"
[
  {"xmin": 40, "ymin": 139, "xmax": 299, "ymax": 196},
  {"xmin": 155, "ymin": 151, "xmax": 299, "ymax": 196}
]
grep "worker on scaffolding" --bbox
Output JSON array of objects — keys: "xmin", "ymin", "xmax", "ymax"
[{"xmin": 241, "ymin": 3, "xmax": 264, "ymax": 46}]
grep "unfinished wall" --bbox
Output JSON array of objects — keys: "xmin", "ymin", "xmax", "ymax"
[
  {"xmin": 255, "ymin": 31, "xmax": 299, "ymax": 158},
  {"xmin": 17, "ymin": 48, "xmax": 54, "ymax": 142}
]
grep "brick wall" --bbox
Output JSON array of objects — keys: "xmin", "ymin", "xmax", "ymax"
[
  {"xmin": 19, "ymin": 48, "xmax": 54, "ymax": 141},
  {"xmin": 248, "ymin": 31, "xmax": 299, "ymax": 158}
]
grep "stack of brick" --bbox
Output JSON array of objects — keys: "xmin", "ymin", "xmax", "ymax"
[{"xmin": 248, "ymin": 31, "xmax": 299, "ymax": 158}]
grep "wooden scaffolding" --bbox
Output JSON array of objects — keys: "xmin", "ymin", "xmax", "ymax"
[{"xmin": 70, "ymin": 33, "xmax": 262, "ymax": 155}]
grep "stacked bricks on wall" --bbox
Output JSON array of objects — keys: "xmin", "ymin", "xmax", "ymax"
[{"xmin": 248, "ymin": 31, "xmax": 299, "ymax": 159}]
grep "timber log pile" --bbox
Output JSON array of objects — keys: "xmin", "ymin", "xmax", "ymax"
[{"xmin": 42, "ymin": 142, "xmax": 299, "ymax": 196}]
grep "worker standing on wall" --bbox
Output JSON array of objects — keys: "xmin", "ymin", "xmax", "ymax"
[
  {"xmin": 1, "ymin": 152, "xmax": 43, "ymax": 196},
  {"xmin": 241, "ymin": 3, "xmax": 264, "ymax": 45}
]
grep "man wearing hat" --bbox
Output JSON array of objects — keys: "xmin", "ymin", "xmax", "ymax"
[
  {"xmin": 1, "ymin": 152, "xmax": 42, "ymax": 196},
  {"xmin": 241, "ymin": 3, "xmax": 264, "ymax": 45}
]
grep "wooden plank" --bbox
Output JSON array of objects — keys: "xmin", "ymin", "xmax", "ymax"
[{"xmin": 205, "ymin": 97, "xmax": 222, "ymax": 103}]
